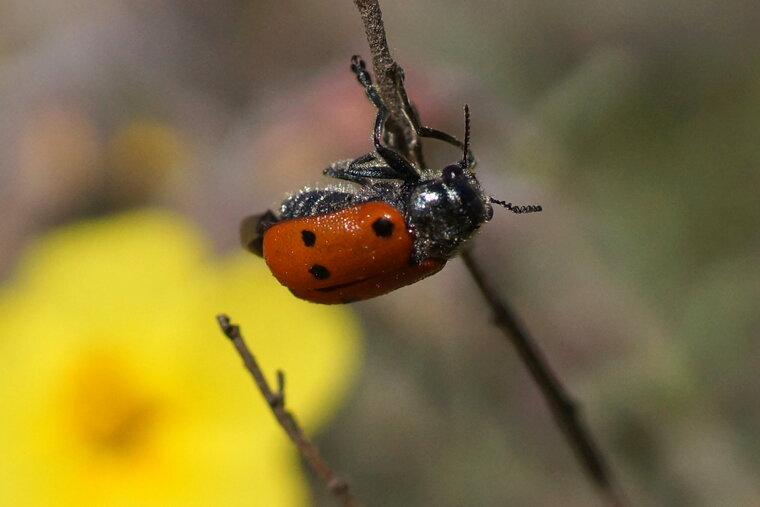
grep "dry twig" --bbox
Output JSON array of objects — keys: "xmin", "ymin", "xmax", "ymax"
[
  {"xmin": 217, "ymin": 314, "xmax": 361, "ymax": 507},
  {"xmin": 461, "ymin": 252, "xmax": 627, "ymax": 506},
  {"xmin": 354, "ymin": 0, "xmax": 419, "ymax": 165},
  {"xmin": 351, "ymin": 1, "xmax": 627, "ymax": 505}
]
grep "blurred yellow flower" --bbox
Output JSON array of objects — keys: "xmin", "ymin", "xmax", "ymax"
[{"xmin": 0, "ymin": 210, "xmax": 361, "ymax": 507}]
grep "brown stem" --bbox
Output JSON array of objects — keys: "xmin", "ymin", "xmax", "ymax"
[
  {"xmin": 353, "ymin": 0, "xmax": 417, "ymax": 165},
  {"xmin": 461, "ymin": 251, "xmax": 627, "ymax": 507},
  {"xmin": 351, "ymin": 1, "xmax": 627, "ymax": 505},
  {"xmin": 217, "ymin": 314, "xmax": 361, "ymax": 507},
  {"xmin": 353, "ymin": 0, "xmax": 403, "ymax": 120}
]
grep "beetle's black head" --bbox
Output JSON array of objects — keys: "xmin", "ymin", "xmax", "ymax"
[
  {"xmin": 406, "ymin": 163, "xmax": 492, "ymax": 262},
  {"xmin": 402, "ymin": 104, "xmax": 494, "ymax": 262}
]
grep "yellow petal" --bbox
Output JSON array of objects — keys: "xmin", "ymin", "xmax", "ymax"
[{"xmin": 0, "ymin": 209, "xmax": 361, "ymax": 507}]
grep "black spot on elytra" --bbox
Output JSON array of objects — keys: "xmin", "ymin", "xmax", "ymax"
[
  {"xmin": 372, "ymin": 217, "xmax": 394, "ymax": 237},
  {"xmin": 301, "ymin": 230, "xmax": 316, "ymax": 247},
  {"xmin": 341, "ymin": 296, "xmax": 360, "ymax": 304},
  {"xmin": 309, "ymin": 264, "xmax": 331, "ymax": 280}
]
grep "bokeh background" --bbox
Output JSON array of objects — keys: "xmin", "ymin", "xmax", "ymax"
[{"xmin": 1, "ymin": 0, "xmax": 759, "ymax": 505}]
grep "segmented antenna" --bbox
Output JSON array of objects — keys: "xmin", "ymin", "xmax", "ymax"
[
  {"xmin": 490, "ymin": 197, "xmax": 543, "ymax": 214},
  {"xmin": 461, "ymin": 104, "xmax": 471, "ymax": 168}
]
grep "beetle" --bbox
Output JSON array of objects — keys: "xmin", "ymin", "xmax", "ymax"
[{"xmin": 241, "ymin": 55, "xmax": 541, "ymax": 304}]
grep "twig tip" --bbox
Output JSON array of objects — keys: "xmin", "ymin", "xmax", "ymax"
[{"xmin": 216, "ymin": 313, "xmax": 239, "ymax": 340}]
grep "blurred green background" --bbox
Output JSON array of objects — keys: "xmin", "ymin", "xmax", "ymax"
[{"xmin": 1, "ymin": 0, "xmax": 759, "ymax": 505}]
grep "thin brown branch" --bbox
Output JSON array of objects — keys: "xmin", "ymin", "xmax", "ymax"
[
  {"xmin": 353, "ymin": 0, "xmax": 418, "ymax": 165},
  {"xmin": 353, "ymin": 0, "xmax": 403, "ymax": 120},
  {"xmin": 460, "ymin": 251, "xmax": 628, "ymax": 507},
  {"xmin": 351, "ymin": 1, "xmax": 627, "ymax": 505},
  {"xmin": 216, "ymin": 314, "xmax": 361, "ymax": 507}
]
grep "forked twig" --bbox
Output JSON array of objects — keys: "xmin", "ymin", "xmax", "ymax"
[
  {"xmin": 352, "ymin": 1, "xmax": 627, "ymax": 505},
  {"xmin": 216, "ymin": 314, "xmax": 361, "ymax": 507}
]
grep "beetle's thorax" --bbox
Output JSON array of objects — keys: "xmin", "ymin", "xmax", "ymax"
[{"xmin": 404, "ymin": 165, "xmax": 492, "ymax": 262}]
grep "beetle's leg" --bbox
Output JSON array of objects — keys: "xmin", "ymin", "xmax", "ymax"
[
  {"xmin": 347, "ymin": 152, "xmax": 376, "ymax": 166},
  {"xmin": 351, "ymin": 56, "xmax": 384, "ymax": 109},
  {"xmin": 325, "ymin": 162, "xmax": 402, "ymax": 184},
  {"xmin": 326, "ymin": 165, "xmax": 401, "ymax": 183},
  {"xmin": 345, "ymin": 152, "xmax": 388, "ymax": 174},
  {"xmin": 240, "ymin": 210, "xmax": 279, "ymax": 256},
  {"xmin": 370, "ymin": 107, "xmax": 422, "ymax": 181},
  {"xmin": 390, "ymin": 63, "xmax": 476, "ymax": 168},
  {"xmin": 351, "ymin": 56, "xmax": 421, "ymax": 182},
  {"xmin": 325, "ymin": 154, "xmax": 406, "ymax": 183}
]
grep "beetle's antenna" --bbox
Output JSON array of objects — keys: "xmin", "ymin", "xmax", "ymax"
[
  {"xmin": 460, "ymin": 104, "xmax": 471, "ymax": 168},
  {"xmin": 490, "ymin": 197, "xmax": 543, "ymax": 214}
]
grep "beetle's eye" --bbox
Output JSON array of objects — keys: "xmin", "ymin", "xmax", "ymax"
[{"xmin": 442, "ymin": 164, "xmax": 464, "ymax": 181}]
